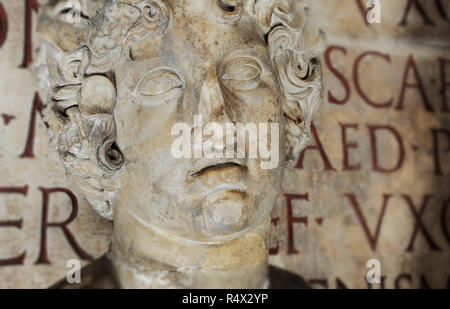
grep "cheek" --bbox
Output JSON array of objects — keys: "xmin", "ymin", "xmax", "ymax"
[
  {"xmin": 114, "ymin": 91, "xmax": 181, "ymax": 158},
  {"xmin": 231, "ymin": 83, "xmax": 282, "ymax": 123}
]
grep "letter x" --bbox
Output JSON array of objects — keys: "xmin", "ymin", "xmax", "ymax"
[{"xmin": 403, "ymin": 195, "xmax": 442, "ymax": 252}]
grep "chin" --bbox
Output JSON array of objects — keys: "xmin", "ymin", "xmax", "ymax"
[{"xmin": 191, "ymin": 188, "xmax": 253, "ymax": 238}]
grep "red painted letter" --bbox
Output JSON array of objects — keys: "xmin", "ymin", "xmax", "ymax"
[
  {"xmin": 269, "ymin": 218, "xmax": 280, "ymax": 255},
  {"xmin": 325, "ymin": 46, "xmax": 351, "ymax": 105},
  {"xmin": 402, "ymin": 194, "xmax": 442, "ymax": 252},
  {"xmin": 355, "ymin": 0, "xmax": 370, "ymax": 26},
  {"xmin": 368, "ymin": 125, "xmax": 405, "ymax": 173},
  {"xmin": 442, "ymin": 198, "xmax": 450, "ymax": 245},
  {"xmin": 0, "ymin": 186, "xmax": 28, "ymax": 266},
  {"xmin": 296, "ymin": 122, "xmax": 336, "ymax": 171},
  {"xmin": 20, "ymin": 0, "xmax": 39, "ymax": 68},
  {"xmin": 353, "ymin": 51, "xmax": 393, "ymax": 108},
  {"xmin": 284, "ymin": 194, "xmax": 309, "ymax": 255},
  {"xmin": 20, "ymin": 93, "xmax": 47, "ymax": 158},
  {"xmin": 0, "ymin": 3, "xmax": 8, "ymax": 48},
  {"xmin": 397, "ymin": 55, "xmax": 433, "ymax": 112},
  {"xmin": 345, "ymin": 193, "xmax": 392, "ymax": 251},
  {"xmin": 340, "ymin": 123, "xmax": 361, "ymax": 171},
  {"xmin": 435, "ymin": 0, "xmax": 450, "ymax": 22},
  {"xmin": 35, "ymin": 187, "xmax": 94, "ymax": 264},
  {"xmin": 440, "ymin": 58, "xmax": 450, "ymax": 112},
  {"xmin": 399, "ymin": 0, "xmax": 435, "ymax": 26},
  {"xmin": 431, "ymin": 129, "xmax": 450, "ymax": 175}
]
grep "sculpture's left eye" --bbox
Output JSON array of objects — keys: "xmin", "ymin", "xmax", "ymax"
[
  {"xmin": 136, "ymin": 69, "xmax": 184, "ymax": 106},
  {"xmin": 220, "ymin": 58, "xmax": 262, "ymax": 91}
]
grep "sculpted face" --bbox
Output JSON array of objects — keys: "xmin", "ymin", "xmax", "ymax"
[
  {"xmin": 35, "ymin": 0, "xmax": 322, "ymax": 246},
  {"xmin": 114, "ymin": 0, "xmax": 283, "ymax": 241}
]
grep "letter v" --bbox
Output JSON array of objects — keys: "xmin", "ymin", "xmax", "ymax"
[{"xmin": 344, "ymin": 193, "xmax": 392, "ymax": 251}]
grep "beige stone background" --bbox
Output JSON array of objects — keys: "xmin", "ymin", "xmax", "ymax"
[
  {"xmin": 269, "ymin": 0, "xmax": 450, "ymax": 289},
  {"xmin": 0, "ymin": 0, "xmax": 449, "ymax": 288}
]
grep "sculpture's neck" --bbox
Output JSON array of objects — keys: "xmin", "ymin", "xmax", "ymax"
[{"xmin": 111, "ymin": 203, "xmax": 271, "ymax": 289}]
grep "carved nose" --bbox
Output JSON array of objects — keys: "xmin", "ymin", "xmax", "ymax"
[{"xmin": 197, "ymin": 68, "xmax": 233, "ymax": 124}]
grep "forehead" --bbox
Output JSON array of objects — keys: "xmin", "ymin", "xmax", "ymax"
[{"xmin": 130, "ymin": 0, "xmax": 266, "ymax": 61}]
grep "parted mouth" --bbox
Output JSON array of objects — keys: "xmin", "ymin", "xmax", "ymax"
[{"xmin": 189, "ymin": 161, "xmax": 246, "ymax": 179}]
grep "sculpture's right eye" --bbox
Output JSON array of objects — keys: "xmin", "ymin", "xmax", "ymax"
[{"xmin": 136, "ymin": 69, "xmax": 185, "ymax": 107}]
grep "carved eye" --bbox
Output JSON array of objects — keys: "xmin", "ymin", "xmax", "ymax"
[
  {"xmin": 136, "ymin": 69, "xmax": 184, "ymax": 106},
  {"xmin": 221, "ymin": 58, "xmax": 262, "ymax": 91}
]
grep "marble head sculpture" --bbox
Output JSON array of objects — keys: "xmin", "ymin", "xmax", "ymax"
[{"xmin": 34, "ymin": 0, "xmax": 323, "ymax": 288}]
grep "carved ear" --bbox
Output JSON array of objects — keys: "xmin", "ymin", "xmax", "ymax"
[{"xmin": 247, "ymin": 0, "xmax": 324, "ymax": 163}]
